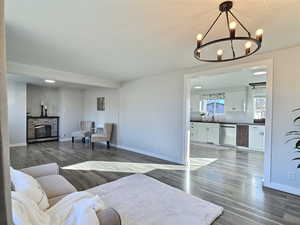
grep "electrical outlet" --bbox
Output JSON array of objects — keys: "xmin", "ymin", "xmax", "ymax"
[{"xmin": 288, "ymin": 172, "xmax": 296, "ymax": 181}]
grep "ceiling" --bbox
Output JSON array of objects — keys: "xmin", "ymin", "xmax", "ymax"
[
  {"xmin": 191, "ymin": 68, "xmax": 266, "ymax": 91},
  {"xmin": 5, "ymin": 0, "xmax": 300, "ymax": 82},
  {"xmin": 7, "ymin": 73, "xmax": 98, "ymax": 90}
]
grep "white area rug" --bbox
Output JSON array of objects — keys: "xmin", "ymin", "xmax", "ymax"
[{"xmin": 88, "ymin": 174, "xmax": 223, "ymax": 225}]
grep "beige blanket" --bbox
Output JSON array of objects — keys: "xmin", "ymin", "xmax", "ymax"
[{"xmin": 88, "ymin": 174, "xmax": 223, "ymax": 225}]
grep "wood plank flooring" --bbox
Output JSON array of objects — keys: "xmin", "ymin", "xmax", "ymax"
[{"xmin": 10, "ymin": 141, "xmax": 300, "ymax": 225}]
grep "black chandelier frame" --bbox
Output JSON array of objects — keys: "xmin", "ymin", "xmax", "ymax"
[{"xmin": 194, "ymin": 1, "xmax": 262, "ymax": 62}]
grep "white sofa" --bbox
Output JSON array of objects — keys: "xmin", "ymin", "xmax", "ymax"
[{"xmin": 20, "ymin": 163, "xmax": 121, "ymax": 225}]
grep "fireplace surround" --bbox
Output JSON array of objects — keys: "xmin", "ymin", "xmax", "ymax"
[{"xmin": 27, "ymin": 116, "xmax": 59, "ymax": 143}]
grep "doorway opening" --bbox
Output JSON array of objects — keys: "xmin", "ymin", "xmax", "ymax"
[{"xmin": 183, "ymin": 59, "xmax": 273, "ymax": 187}]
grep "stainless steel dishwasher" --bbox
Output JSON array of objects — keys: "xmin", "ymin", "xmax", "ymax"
[{"xmin": 220, "ymin": 124, "xmax": 237, "ymax": 146}]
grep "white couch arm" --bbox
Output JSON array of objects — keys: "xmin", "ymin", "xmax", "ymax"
[{"xmin": 21, "ymin": 163, "xmax": 59, "ymax": 178}]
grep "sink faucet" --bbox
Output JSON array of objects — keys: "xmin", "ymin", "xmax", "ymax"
[{"xmin": 207, "ymin": 113, "xmax": 215, "ymax": 122}]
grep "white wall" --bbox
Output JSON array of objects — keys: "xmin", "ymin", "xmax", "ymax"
[
  {"xmin": 59, "ymin": 88, "xmax": 84, "ymax": 139},
  {"xmin": 271, "ymin": 46, "xmax": 300, "ymax": 191},
  {"xmin": 83, "ymin": 88, "xmax": 119, "ymax": 144},
  {"xmin": 27, "ymin": 85, "xmax": 84, "ymax": 140},
  {"xmin": 119, "ymin": 73, "xmax": 184, "ymax": 163},
  {"xmin": 27, "ymin": 84, "xmax": 60, "ymax": 116},
  {"xmin": 7, "ymin": 79, "xmax": 27, "ymax": 146},
  {"xmin": 118, "ymin": 45, "xmax": 300, "ymax": 194}
]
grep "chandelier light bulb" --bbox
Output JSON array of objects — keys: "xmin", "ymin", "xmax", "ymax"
[
  {"xmin": 217, "ymin": 49, "xmax": 223, "ymax": 61},
  {"xmin": 245, "ymin": 41, "xmax": 252, "ymax": 49},
  {"xmin": 255, "ymin": 29, "xmax": 263, "ymax": 42},
  {"xmin": 196, "ymin": 33, "xmax": 203, "ymax": 48},
  {"xmin": 245, "ymin": 41, "xmax": 252, "ymax": 55},
  {"xmin": 229, "ymin": 21, "xmax": 237, "ymax": 30},
  {"xmin": 197, "ymin": 33, "xmax": 203, "ymax": 41},
  {"xmin": 229, "ymin": 21, "xmax": 237, "ymax": 38}
]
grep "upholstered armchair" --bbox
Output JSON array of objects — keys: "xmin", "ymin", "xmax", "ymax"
[
  {"xmin": 91, "ymin": 123, "xmax": 113, "ymax": 149},
  {"xmin": 71, "ymin": 121, "xmax": 94, "ymax": 143}
]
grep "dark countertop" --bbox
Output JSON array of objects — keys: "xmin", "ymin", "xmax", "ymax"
[{"xmin": 190, "ymin": 120, "xmax": 265, "ymax": 126}]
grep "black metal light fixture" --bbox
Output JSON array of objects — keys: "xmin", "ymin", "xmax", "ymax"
[{"xmin": 194, "ymin": 1, "xmax": 263, "ymax": 62}]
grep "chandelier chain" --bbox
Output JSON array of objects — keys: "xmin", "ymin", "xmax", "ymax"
[{"xmin": 203, "ymin": 12, "xmax": 222, "ymax": 41}]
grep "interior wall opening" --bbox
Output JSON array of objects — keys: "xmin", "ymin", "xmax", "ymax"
[{"xmin": 183, "ymin": 59, "xmax": 273, "ymax": 188}]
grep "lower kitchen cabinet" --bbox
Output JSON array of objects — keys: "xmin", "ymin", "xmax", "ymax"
[
  {"xmin": 236, "ymin": 125, "xmax": 249, "ymax": 147},
  {"xmin": 249, "ymin": 125, "xmax": 265, "ymax": 151},
  {"xmin": 190, "ymin": 122, "xmax": 198, "ymax": 142},
  {"xmin": 207, "ymin": 126, "xmax": 220, "ymax": 144},
  {"xmin": 190, "ymin": 122, "xmax": 220, "ymax": 145},
  {"xmin": 198, "ymin": 125, "xmax": 208, "ymax": 142},
  {"xmin": 191, "ymin": 122, "xmax": 265, "ymax": 151}
]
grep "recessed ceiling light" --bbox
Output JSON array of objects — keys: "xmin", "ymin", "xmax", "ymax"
[
  {"xmin": 253, "ymin": 71, "xmax": 267, "ymax": 76},
  {"xmin": 45, "ymin": 79, "xmax": 56, "ymax": 83},
  {"xmin": 194, "ymin": 86, "xmax": 202, "ymax": 89}
]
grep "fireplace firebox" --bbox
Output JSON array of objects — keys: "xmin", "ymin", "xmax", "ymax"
[{"xmin": 34, "ymin": 124, "xmax": 52, "ymax": 139}]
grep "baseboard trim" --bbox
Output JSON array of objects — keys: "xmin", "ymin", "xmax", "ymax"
[
  {"xmin": 10, "ymin": 143, "xmax": 27, "ymax": 147},
  {"xmin": 112, "ymin": 144, "xmax": 183, "ymax": 164},
  {"xmin": 264, "ymin": 182, "xmax": 300, "ymax": 196}
]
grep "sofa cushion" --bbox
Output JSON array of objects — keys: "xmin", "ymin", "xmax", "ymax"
[
  {"xmin": 36, "ymin": 175, "xmax": 76, "ymax": 199},
  {"xmin": 10, "ymin": 167, "xmax": 49, "ymax": 210},
  {"xmin": 21, "ymin": 163, "xmax": 59, "ymax": 178}
]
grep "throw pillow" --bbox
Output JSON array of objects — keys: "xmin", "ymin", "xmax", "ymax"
[{"xmin": 10, "ymin": 167, "xmax": 49, "ymax": 210}]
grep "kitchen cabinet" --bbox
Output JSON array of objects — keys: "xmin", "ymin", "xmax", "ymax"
[
  {"xmin": 190, "ymin": 122, "xmax": 197, "ymax": 142},
  {"xmin": 207, "ymin": 125, "xmax": 220, "ymax": 144},
  {"xmin": 249, "ymin": 125, "xmax": 265, "ymax": 151},
  {"xmin": 190, "ymin": 122, "xmax": 220, "ymax": 145},
  {"xmin": 224, "ymin": 90, "xmax": 247, "ymax": 112},
  {"xmin": 236, "ymin": 125, "xmax": 249, "ymax": 147},
  {"xmin": 198, "ymin": 125, "xmax": 208, "ymax": 142}
]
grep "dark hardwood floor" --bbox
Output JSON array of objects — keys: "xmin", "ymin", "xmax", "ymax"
[{"xmin": 10, "ymin": 141, "xmax": 300, "ymax": 225}]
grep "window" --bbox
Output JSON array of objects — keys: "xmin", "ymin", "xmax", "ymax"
[
  {"xmin": 200, "ymin": 99, "xmax": 225, "ymax": 114},
  {"xmin": 254, "ymin": 97, "xmax": 266, "ymax": 119}
]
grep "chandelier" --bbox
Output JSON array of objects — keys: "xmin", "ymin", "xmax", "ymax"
[{"xmin": 194, "ymin": 1, "xmax": 263, "ymax": 62}]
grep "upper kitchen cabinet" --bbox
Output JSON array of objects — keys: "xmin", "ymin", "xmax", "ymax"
[{"xmin": 224, "ymin": 88, "xmax": 247, "ymax": 112}]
